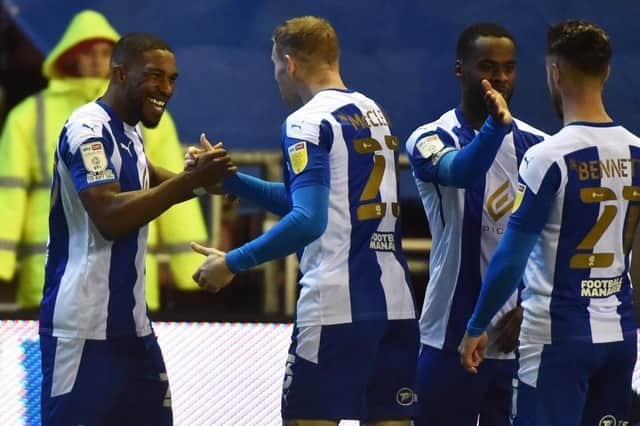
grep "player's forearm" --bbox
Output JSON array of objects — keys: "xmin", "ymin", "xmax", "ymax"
[
  {"xmin": 225, "ymin": 185, "xmax": 328, "ymax": 273},
  {"xmin": 437, "ymin": 116, "xmax": 511, "ymax": 187},
  {"xmin": 150, "ymin": 165, "xmax": 176, "ymax": 187},
  {"xmin": 83, "ymin": 175, "xmax": 195, "ymax": 240},
  {"xmin": 466, "ymin": 227, "xmax": 537, "ymax": 336},
  {"xmin": 223, "ymin": 172, "xmax": 290, "ymax": 216}
]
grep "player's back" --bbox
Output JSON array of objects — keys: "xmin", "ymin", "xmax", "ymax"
[
  {"xmin": 284, "ymin": 89, "xmax": 415, "ymax": 327},
  {"xmin": 520, "ymin": 122, "xmax": 640, "ymax": 344},
  {"xmin": 40, "ymin": 100, "xmax": 151, "ymax": 340}
]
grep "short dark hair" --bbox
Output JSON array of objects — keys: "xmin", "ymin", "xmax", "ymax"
[
  {"xmin": 456, "ymin": 23, "xmax": 515, "ymax": 60},
  {"xmin": 547, "ymin": 20, "xmax": 611, "ymax": 76},
  {"xmin": 111, "ymin": 32, "xmax": 173, "ymax": 66}
]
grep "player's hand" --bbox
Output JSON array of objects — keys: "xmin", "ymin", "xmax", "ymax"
[
  {"xmin": 493, "ymin": 305, "xmax": 523, "ymax": 353},
  {"xmin": 458, "ymin": 331, "xmax": 488, "ymax": 374},
  {"xmin": 185, "ymin": 133, "xmax": 237, "ymax": 193},
  {"xmin": 482, "ymin": 79, "xmax": 512, "ymax": 127},
  {"xmin": 190, "ymin": 242, "xmax": 236, "ymax": 293},
  {"xmin": 184, "ymin": 133, "xmax": 224, "ymax": 170}
]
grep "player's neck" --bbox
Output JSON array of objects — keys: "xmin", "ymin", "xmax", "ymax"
[
  {"xmin": 459, "ymin": 99, "xmax": 488, "ymax": 131},
  {"xmin": 300, "ymin": 72, "xmax": 347, "ymax": 104},
  {"xmin": 101, "ymin": 89, "xmax": 138, "ymax": 126},
  {"xmin": 561, "ymin": 91, "xmax": 612, "ymax": 126}
]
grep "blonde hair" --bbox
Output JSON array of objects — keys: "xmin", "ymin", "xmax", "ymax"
[{"xmin": 272, "ymin": 16, "xmax": 340, "ymax": 64}]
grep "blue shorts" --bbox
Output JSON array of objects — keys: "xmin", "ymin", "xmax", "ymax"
[
  {"xmin": 281, "ymin": 319, "xmax": 419, "ymax": 421},
  {"xmin": 40, "ymin": 333, "xmax": 172, "ymax": 426},
  {"xmin": 514, "ymin": 337, "xmax": 636, "ymax": 426},
  {"xmin": 414, "ymin": 344, "xmax": 516, "ymax": 426}
]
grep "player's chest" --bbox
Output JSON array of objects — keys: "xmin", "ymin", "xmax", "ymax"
[{"xmin": 114, "ymin": 135, "xmax": 149, "ymax": 191}]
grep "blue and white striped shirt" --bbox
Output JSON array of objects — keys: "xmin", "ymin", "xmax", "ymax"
[
  {"xmin": 40, "ymin": 100, "xmax": 151, "ymax": 339},
  {"xmin": 406, "ymin": 108, "xmax": 545, "ymax": 358},
  {"xmin": 283, "ymin": 89, "xmax": 416, "ymax": 326}
]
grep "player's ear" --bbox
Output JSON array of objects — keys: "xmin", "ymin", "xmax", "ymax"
[
  {"xmin": 455, "ymin": 59, "xmax": 463, "ymax": 78},
  {"xmin": 285, "ymin": 54, "xmax": 296, "ymax": 76},
  {"xmin": 112, "ymin": 64, "xmax": 126, "ymax": 83},
  {"xmin": 603, "ymin": 64, "xmax": 611, "ymax": 83},
  {"xmin": 551, "ymin": 62, "xmax": 561, "ymax": 87}
]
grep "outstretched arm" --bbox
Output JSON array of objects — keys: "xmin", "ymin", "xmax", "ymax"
[
  {"xmin": 407, "ymin": 80, "xmax": 513, "ymax": 188},
  {"xmin": 191, "ymin": 184, "xmax": 328, "ymax": 292},
  {"xmin": 223, "ymin": 173, "xmax": 290, "ymax": 216},
  {"xmin": 459, "ymin": 161, "xmax": 560, "ymax": 373},
  {"xmin": 81, "ymin": 146, "xmax": 234, "ymax": 240}
]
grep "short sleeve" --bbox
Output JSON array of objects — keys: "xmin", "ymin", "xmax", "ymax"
[
  {"xmin": 63, "ymin": 120, "xmax": 118, "ymax": 193},
  {"xmin": 509, "ymin": 157, "xmax": 561, "ymax": 235},
  {"xmin": 405, "ymin": 126, "xmax": 456, "ymax": 183},
  {"xmin": 282, "ymin": 117, "xmax": 331, "ymax": 192}
]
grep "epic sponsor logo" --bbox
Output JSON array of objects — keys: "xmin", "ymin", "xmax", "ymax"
[
  {"xmin": 580, "ymin": 277, "xmax": 623, "ymax": 297},
  {"xmin": 487, "ymin": 181, "xmax": 515, "ymax": 222}
]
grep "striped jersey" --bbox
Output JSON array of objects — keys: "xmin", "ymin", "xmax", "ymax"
[
  {"xmin": 282, "ymin": 89, "xmax": 416, "ymax": 327},
  {"xmin": 40, "ymin": 100, "xmax": 152, "ymax": 339},
  {"xmin": 513, "ymin": 122, "xmax": 639, "ymax": 344},
  {"xmin": 406, "ymin": 108, "xmax": 546, "ymax": 358}
]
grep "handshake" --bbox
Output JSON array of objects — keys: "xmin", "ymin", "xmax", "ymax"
[
  {"xmin": 183, "ymin": 133, "xmax": 238, "ymax": 293},
  {"xmin": 183, "ymin": 133, "xmax": 237, "ymax": 195}
]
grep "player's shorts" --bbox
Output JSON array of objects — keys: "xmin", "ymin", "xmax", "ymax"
[
  {"xmin": 281, "ymin": 318, "xmax": 419, "ymax": 421},
  {"xmin": 40, "ymin": 333, "xmax": 172, "ymax": 426},
  {"xmin": 414, "ymin": 344, "xmax": 516, "ymax": 426},
  {"xmin": 514, "ymin": 336, "xmax": 636, "ymax": 426}
]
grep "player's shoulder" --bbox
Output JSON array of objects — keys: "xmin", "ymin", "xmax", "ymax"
[
  {"xmin": 520, "ymin": 131, "xmax": 569, "ymax": 177},
  {"xmin": 64, "ymin": 102, "xmax": 110, "ymax": 151},
  {"xmin": 406, "ymin": 109, "xmax": 458, "ymax": 152},
  {"xmin": 512, "ymin": 118, "xmax": 550, "ymax": 139},
  {"xmin": 284, "ymin": 91, "xmax": 345, "ymax": 144}
]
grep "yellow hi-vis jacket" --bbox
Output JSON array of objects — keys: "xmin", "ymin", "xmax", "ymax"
[{"xmin": 0, "ymin": 10, "xmax": 207, "ymax": 309}]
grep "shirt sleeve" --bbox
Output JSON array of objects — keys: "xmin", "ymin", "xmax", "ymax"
[
  {"xmin": 406, "ymin": 116, "xmax": 511, "ymax": 188},
  {"xmin": 63, "ymin": 121, "xmax": 118, "ymax": 193},
  {"xmin": 283, "ymin": 118, "xmax": 331, "ymax": 192},
  {"xmin": 405, "ymin": 125, "xmax": 456, "ymax": 183}
]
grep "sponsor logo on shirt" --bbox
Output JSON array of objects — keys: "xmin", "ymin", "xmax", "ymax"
[
  {"xmin": 487, "ymin": 181, "xmax": 515, "ymax": 221},
  {"xmin": 369, "ymin": 232, "xmax": 396, "ymax": 251},
  {"xmin": 288, "ymin": 141, "xmax": 308, "ymax": 174},
  {"xmin": 580, "ymin": 276, "xmax": 624, "ymax": 298}
]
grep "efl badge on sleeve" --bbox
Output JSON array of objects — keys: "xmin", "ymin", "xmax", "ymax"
[
  {"xmin": 416, "ymin": 133, "xmax": 444, "ymax": 159},
  {"xmin": 512, "ymin": 183, "xmax": 526, "ymax": 212},
  {"xmin": 288, "ymin": 141, "xmax": 308, "ymax": 174},
  {"xmin": 81, "ymin": 142, "xmax": 108, "ymax": 173},
  {"xmin": 80, "ymin": 141, "xmax": 114, "ymax": 183}
]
